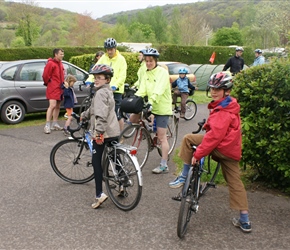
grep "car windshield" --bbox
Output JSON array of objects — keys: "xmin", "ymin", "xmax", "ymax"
[{"xmin": 167, "ymin": 64, "xmax": 193, "ymax": 75}]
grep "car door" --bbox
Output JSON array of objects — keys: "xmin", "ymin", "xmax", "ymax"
[{"xmin": 14, "ymin": 61, "xmax": 48, "ymax": 111}]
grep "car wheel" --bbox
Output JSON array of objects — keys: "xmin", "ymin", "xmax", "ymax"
[{"xmin": 1, "ymin": 101, "xmax": 26, "ymax": 124}]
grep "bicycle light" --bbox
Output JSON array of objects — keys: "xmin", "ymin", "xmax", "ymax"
[{"xmin": 130, "ymin": 149, "xmax": 137, "ymax": 155}]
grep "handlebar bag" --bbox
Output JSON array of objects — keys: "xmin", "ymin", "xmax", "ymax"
[{"xmin": 120, "ymin": 95, "xmax": 144, "ymax": 114}]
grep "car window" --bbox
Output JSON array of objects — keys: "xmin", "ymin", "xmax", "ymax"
[
  {"xmin": 167, "ymin": 64, "xmax": 193, "ymax": 75},
  {"xmin": 63, "ymin": 63, "xmax": 87, "ymax": 81},
  {"xmin": 19, "ymin": 62, "xmax": 45, "ymax": 81},
  {"xmin": 2, "ymin": 66, "xmax": 17, "ymax": 81}
]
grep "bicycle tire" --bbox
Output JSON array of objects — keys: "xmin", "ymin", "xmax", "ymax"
[
  {"xmin": 78, "ymin": 96, "xmax": 91, "ymax": 115},
  {"xmin": 184, "ymin": 100, "xmax": 197, "ymax": 121},
  {"xmin": 122, "ymin": 113, "xmax": 136, "ymax": 138},
  {"xmin": 157, "ymin": 115, "xmax": 178, "ymax": 157},
  {"xmin": 103, "ymin": 148, "xmax": 142, "ymax": 211},
  {"xmin": 50, "ymin": 139, "xmax": 94, "ymax": 184},
  {"xmin": 177, "ymin": 166, "xmax": 200, "ymax": 239},
  {"xmin": 119, "ymin": 124, "xmax": 150, "ymax": 170}
]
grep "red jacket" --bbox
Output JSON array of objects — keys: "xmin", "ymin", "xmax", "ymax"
[
  {"xmin": 194, "ymin": 96, "xmax": 242, "ymax": 161},
  {"xmin": 42, "ymin": 58, "xmax": 64, "ymax": 100}
]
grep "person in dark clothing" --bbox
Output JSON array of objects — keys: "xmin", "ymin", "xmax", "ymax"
[{"xmin": 223, "ymin": 47, "xmax": 244, "ymax": 75}]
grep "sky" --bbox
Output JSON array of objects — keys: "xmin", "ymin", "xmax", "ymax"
[{"xmin": 6, "ymin": 0, "xmax": 201, "ymax": 19}]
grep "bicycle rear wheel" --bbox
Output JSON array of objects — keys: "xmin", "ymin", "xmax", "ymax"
[
  {"xmin": 103, "ymin": 149, "xmax": 142, "ymax": 211},
  {"xmin": 119, "ymin": 124, "xmax": 150, "ymax": 170},
  {"xmin": 177, "ymin": 166, "xmax": 200, "ymax": 238},
  {"xmin": 184, "ymin": 100, "xmax": 197, "ymax": 121},
  {"xmin": 157, "ymin": 115, "xmax": 178, "ymax": 157},
  {"xmin": 50, "ymin": 139, "xmax": 94, "ymax": 184}
]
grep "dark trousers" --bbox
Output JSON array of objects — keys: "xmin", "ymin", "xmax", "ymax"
[{"xmin": 92, "ymin": 137, "xmax": 118, "ymax": 197}]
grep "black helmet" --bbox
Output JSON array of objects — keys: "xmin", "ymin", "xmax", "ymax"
[
  {"xmin": 208, "ymin": 72, "xmax": 233, "ymax": 89},
  {"xmin": 90, "ymin": 64, "xmax": 114, "ymax": 77},
  {"xmin": 143, "ymin": 48, "xmax": 160, "ymax": 58},
  {"xmin": 254, "ymin": 49, "xmax": 262, "ymax": 54},
  {"xmin": 104, "ymin": 38, "xmax": 117, "ymax": 49}
]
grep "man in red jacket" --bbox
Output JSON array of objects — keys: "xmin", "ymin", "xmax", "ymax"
[
  {"xmin": 169, "ymin": 72, "xmax": 251, "ymax": 233},
  {"xmin": 42, "ymin": 48, "xmax": 65, "ymax": 134}
]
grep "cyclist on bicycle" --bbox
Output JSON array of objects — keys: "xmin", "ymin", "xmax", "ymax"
[
  {"xmin": 171, "ymin": 68, "xmax": 196, "ymax": 118},
  {"xmin": 81, "ymin": 64, "xmax": 120, "ymax": 209},
  {"xmin": 169, "ymin": 71, "xmax": 252, "ymax": 233},
  {"xmin": 130, "ymin": 48, "xmax": 172, "ymax": 174}
]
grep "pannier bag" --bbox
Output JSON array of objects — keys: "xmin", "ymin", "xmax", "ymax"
[{"xmin": 120, "ymin": 95, "xmax": 144, "ymax": 114}]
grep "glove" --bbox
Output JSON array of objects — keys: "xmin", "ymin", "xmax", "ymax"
[
  {"xmin": 94, "ymin": 134, "xmax": 104, "ymax": 144},
  {"xmin": 111, "ymin": 86, "xmax": 117, "ymax": 91}
]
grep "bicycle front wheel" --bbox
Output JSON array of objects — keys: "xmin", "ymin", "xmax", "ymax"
[
  {"xmin": 103, "ymin": 149, "xmax": 142, "ymax": 211},
  {"xmin": 50, "ymin": 139, "xmax": 94, "ymax": 184},
  {"xmin": 184, "ymin": 100, "xmax": 197, "ymax": 121},
  {"xmin": 119, "ymin": 124, "xmax": 150, "ymax": 170},
  {"xmin": 157, "ymin": 115, "xmax": 178, "ymax": 157}
]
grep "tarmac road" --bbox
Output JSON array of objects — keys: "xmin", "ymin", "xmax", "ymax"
[{"xmin": 0, "ymin": 104, "xmax": 289, "ymax": 250}]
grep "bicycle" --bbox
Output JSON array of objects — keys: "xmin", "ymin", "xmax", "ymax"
[
  {"xmin": 119, "ymin": 105, "xmax": 179, "ymax": 170},
  {"xmin": 78, "ymin": 82, "xmax": 94, "ymax": 115},
  {"xmin": 172, "ymin": 90, "xmax": 197, "ymax": 121},
  {"xmin": 50, "ymin": 113, "xmax": 143, "ymax": 211},
  {"xmin": 176, "ymin": 119, "xmax": 221, "ymax": 238}
]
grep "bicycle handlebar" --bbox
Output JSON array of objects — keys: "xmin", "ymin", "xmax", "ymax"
[
  {"xmin": 67, "ymin": 113, "xmax": 88, "ymax": 140},
  {"xmin": 192, "ymin": 119, "xmax": 206, "ymax": 134}
]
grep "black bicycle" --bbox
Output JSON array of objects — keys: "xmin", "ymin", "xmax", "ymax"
[{"xmin": 176, "ymin": 119, "xmax": 221, "ymax": 238}]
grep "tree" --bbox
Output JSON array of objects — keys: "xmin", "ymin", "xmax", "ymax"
[{"xmin": 211, "ymin": 27, "xmax": 243, "ymax": 46}]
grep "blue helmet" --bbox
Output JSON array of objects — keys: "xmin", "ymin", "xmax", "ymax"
[
  {"xmin": 178, "ymin": 68, "xmax": 188, "ymax": 74},
  {"xmin": 139, "ymin": 49, "xmax": 147, "ymax": 54},
  {"xmin": 143, "ymin": 48, "xmax": 159, "ymax": 58}
]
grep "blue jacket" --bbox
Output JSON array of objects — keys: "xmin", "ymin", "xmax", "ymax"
[
  {"xmin": 253, "ymin": 56, "xmax": 265, "ymax": 66},
  {"xmin": 172, "ymin": 77, "xmax": 195, "ymax": 94},
  {"xmin": 62, "ymin": 85, "xmax": 76, "ymax": 108}
]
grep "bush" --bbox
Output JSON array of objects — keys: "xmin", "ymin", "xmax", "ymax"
[{"xmin": 232, "ymin": 58, "xmax": 290, "ymax": 191}]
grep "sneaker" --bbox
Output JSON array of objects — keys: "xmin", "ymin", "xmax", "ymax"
[
  {"xmin": 169, "ymin": 175, "xmax": 186, "ymax": 188},
  {"xmin": 180, "ymin": 113, "xmax": 185, "ymax": 118},
  {"xmin": 152, "ymin": 165, "xmax": 169, "ymax": 174},
  {"xmin": 51, "ymin": 124, "xmax": 63, "ymax": 131},
  {"xmin": 91, "ymin": 193, "xmax": 108, "ymax": 209},
  {"xmin": 63, "ymin": 129, "xmax": 70, "ymax": 136},
  {"xmin": 232, "ymin": 218, "xmax": 252, "ymax": 233},
  {"xmin": 64, "ymin": 113, "xmax": 68, "ymax": 119},
  {"xmin": 44, "ymin": 125, "xmax": 51, "ymax": 134}
]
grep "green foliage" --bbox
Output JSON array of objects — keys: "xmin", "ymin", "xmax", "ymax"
[
  {"xmin": 211, "ymin": 27, "xmax": 243, "ymax": 46},
  {"xmin": 232, "ymin": 58, "xmax": 290, "ymax": 190}
]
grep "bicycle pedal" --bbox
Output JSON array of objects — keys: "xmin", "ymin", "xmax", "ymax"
[{"xmin": 171, "ymin": 194, "xmax": 181, "ymax": 202}]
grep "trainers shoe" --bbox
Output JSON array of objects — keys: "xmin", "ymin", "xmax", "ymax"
[
  {"xmin": 232, "ymin": 218, "xmax": 252, "ymax": 233},
  {"xmin": 64, "ymin": 113, "xmax": 68, "ymax": 119},
  {"xmin": 51, "ymin": 124, "xmax": 63, "ymax": 131},
  {"xmin": 169, "ymin": 175, "xmax": 186, "ymax": 188},
  {"xmin": 91, "ymin": 193, "xmax": 108, "ymax": 209},
  {"xmin": 44, "ymin": 125, "xmax": 51, "ymax": 134},
  {"xmin": 63, "ymin": 129, "xmax": 70, "ymax": 136},
  {"xmin": 152, "ymin": 165, "xmax": 169, "ymax": 174}
]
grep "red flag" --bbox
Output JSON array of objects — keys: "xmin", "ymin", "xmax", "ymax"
[{"xmin": 209, "ymin": 52, "xmax": 216, "ymax": 64}]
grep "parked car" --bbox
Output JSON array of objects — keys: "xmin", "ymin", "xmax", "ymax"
[
  {"xmin": 0, "ymin": 59, "xmax": 89, "ymax": 124},
  {"xmin": 158, "ymin": 61, "xmax": 196, "ymax": 83}
]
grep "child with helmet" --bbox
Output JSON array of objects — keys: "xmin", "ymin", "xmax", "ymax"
[
  {"xmin": 81, "ymin": 64, "xmax": 120, "ymax": 209},
  {"xmin": 169, "ymin": 71, "xmax": 252, "ymax": 233},
  {"xmin": 171, "ymin": 68, "xmax": 196, "ymax": 118}
]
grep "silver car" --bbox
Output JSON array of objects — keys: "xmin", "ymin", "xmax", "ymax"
[{"xmin": 0, "ymin": 59, "xmax": 90, "ymax": 124}]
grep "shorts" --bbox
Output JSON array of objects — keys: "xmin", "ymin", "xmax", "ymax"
[
  {"xmin": 66, "ymin": 108, "xmax": 73, "ymax": 116},
  {"xmin": 155, "ymin": 114, "xmax": 169, "ymax": 129},
  {"xmin": 114, "ymin": 93, "xmax": 122, "ymax": 120}
]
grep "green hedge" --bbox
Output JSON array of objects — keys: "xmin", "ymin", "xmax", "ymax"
[{"xmin": 232, "ymin": 58, "xmax": 290, "ymax": 192}]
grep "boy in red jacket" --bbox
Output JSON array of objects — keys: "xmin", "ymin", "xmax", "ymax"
[{"xmin": 169, "ymin": 72, "xmax": 251, "ymax": 233}]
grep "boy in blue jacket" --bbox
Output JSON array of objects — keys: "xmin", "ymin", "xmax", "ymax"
[{"xmin": 171, "ymin": 68, "xmax": 196, "ymax": 118}]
